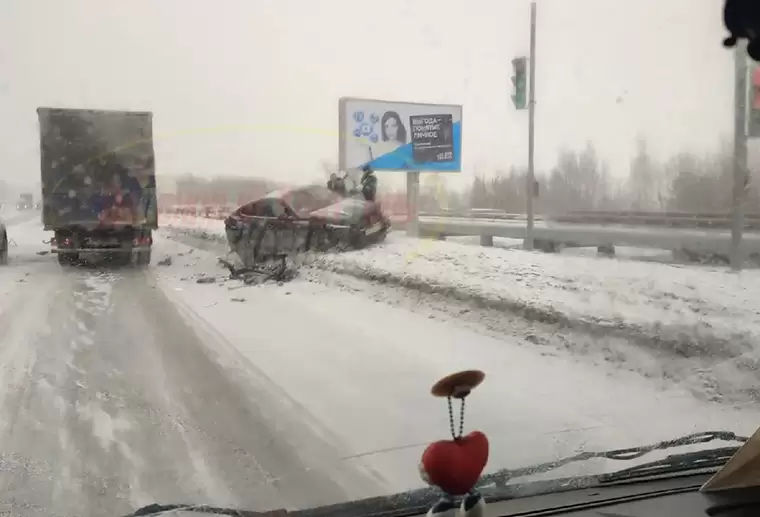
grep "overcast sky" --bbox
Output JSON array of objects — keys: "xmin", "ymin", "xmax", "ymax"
[{"xmin": 0, "ymin": 0, "xmax": 734, "ymax": 191}]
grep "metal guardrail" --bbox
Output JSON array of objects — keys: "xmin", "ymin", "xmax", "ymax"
[
  {"xmin": 413, "ymin": 216, "xmax": 760, "ymax": 255},
  {"xmin": 161, "ymin": 205, "xmax": 232, "ymax": 219},
  {"xmin": 161, "ymin": 205, "xmax": 760, "ymax": 254},
  {"xmin": 162, "ymin": 205, "xmax": 760, "ymax": 231},
  {"xmin": 419, "ymin": 209, "xmax": 760, "ymax": 231}
]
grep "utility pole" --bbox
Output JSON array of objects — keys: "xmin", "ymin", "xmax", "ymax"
[
  {"xmin": 731, "ymin": 43, "xmax": 749, "ymax": 271},
  {"xmin": 525, "ymin": 1, "xmax": 537, "ymax": 250}
]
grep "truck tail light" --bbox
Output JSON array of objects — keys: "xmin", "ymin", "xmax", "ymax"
[{"xmin": 53, "ymin": 237, "xmax": 73, "ymax": 248}]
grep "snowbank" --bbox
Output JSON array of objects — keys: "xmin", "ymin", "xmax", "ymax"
[
  {"xmin": 160, "ymin": 214, "xmax": 760, "ymax": 359},
  {"xmin": 151, "ymin": 234, "xmax": 760, "ymax": 495},
  {"xmin": 317, "ymin": 236, "xmax": 760, "ymax": 358},
  {"xmin": 160, "ymin": 213, "xmax": 228, "ymax": 246}
]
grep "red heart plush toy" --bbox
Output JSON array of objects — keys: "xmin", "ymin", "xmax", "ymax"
[{"xmin": 421, "ymin": 430, "xmax": 489, "ymax": 496}]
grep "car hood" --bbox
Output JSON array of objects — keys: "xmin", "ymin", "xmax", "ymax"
[{"xmin": 308, "ymin": 198, "xmax": 374, "ymax": 224}]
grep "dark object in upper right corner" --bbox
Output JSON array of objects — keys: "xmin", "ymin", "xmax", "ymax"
[{"xmin": 724, "ymin": 0, "xmax": 760, "ymax": 61}]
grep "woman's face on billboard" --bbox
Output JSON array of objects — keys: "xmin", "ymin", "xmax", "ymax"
[{"xmin": 384, "ymin": 117, "xmax": 399, "ymax": 141}]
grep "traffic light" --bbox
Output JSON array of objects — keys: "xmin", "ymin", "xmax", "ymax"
[
  {"xmin": 511, "ymin": 57, "xmax": 528, "ymax": 110},
  {"xmin": 750, "ymin": 65, "xmax": 760, "ymax": 138}
]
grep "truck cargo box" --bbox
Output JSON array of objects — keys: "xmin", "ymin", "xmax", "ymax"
[{"xmin": 37, "ymin": 107, "xmax": 158, "ymax": 231}]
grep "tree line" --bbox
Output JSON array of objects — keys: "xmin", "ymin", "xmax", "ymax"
[
  {"xmin": 420, "ymin": 139, "xmax": 760, "ymax": 215},
  {"xmin": 170, "ymin": 142, "xmax": 760, "ymax": 216}
]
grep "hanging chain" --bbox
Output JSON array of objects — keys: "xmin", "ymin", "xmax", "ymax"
[{"xmin": 447, "ymin": 396, "xmax": 466, "ymax": 440}]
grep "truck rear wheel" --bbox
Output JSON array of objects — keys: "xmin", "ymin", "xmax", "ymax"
[
  {"xmin": 57, "ymin": 253, "xmax": 76, "ymax": 266},
  {"xmin": 134, "ymin": 249, "xmax": 151, "ymax": 266}
]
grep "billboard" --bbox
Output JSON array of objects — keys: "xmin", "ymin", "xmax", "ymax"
[{"xmin": 339, "ymin": 97, "xmax": 462, "ymax": 172}]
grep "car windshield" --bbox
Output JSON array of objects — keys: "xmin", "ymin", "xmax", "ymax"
[{"xmin": 2, "ymin": 1, "xmax": 759, "ymax": 517}]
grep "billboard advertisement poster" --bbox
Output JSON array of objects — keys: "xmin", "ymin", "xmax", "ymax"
[{"xmin": 339, "ymin": 97, "xmax": 462, "ymax": 172}]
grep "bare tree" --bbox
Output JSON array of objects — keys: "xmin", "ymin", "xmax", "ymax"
[
  {"xmin": 666, "ymin": 152, "xmax": 726, "ymax": 212},
  {"xmin": 626, "ymin": 138, "xmax": 661, "ymax": 210},
  {"xmin": 461, "ymin": 137, "xmax": 760, "ymax": 216},
  {"xmin": 470, "ymin": 175, "xmax": 489, "ymax": 209},
  {"xmin": 544, "ymin": 142, "xmax": 606, "ymax": 212}
]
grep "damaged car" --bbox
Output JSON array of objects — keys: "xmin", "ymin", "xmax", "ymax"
[{"xmin": 224, "ymin": 184, "xmax": 391, "ymax": 266}]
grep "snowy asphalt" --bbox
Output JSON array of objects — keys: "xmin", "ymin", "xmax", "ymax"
[
  {"xmin": 0, "ymin": 211, "xmax": 759, "ymax": 517},
  {"xmin": 0, "ymin": 211, "xmax": 383, "ymax": 517}
]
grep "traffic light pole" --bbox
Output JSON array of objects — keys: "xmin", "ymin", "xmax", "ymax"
[
  {"xmin": 731, "ymin": 43, "xmax": 749, "ymax": 271},
  {"xmin": 525, "ymin": 1, "xmax": 537, "ymax": 251}
]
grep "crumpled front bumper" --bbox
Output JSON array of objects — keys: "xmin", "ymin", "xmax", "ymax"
[{"xmin": 54, "ymin": 246, "xmax": 151, "ymax": 254}]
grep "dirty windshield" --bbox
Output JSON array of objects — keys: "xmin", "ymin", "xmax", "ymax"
[{"xmin": 0, "ymin": 1, "xmax": 758, "ymax": 516}]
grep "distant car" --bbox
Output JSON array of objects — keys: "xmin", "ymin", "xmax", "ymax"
[
  {"xmin": 16, "ymin": 194, "xmax": 34, "ymax": 211},
  {"xmin": 224, "ymin": 184, "xmax": 391, "ymax": 265}
]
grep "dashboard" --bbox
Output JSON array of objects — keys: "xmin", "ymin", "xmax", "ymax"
[
  {"xmin": 128, "ymin": 472, "xmax": 760, "ymax": 517},
  {"xmin": 407, "ymin": 473, "xmax": 760, "ymax": 517}
]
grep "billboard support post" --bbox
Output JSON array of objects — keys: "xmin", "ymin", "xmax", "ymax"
[
  {"xmin": 524, "ymin": 1, "xmax": 537, "ymax": 251},
  {"xmin": 731, "ymin": 43, "xmax": 749, "ymax": 271},
  {"xmin": 406, "ymin": 171, "xmax": 420, "ymax": 237}
]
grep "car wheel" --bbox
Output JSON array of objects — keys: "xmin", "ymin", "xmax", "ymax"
[
  {"xmin": 0, "ymin": 233, "xmax": 8, "ymax": 265},
  {"xmin": 308, "ymin": 226, "xmax": 327, "ymax": 252},
  {"xmin": 351, "ymin": 228, "xmax": 367, "ymax": 249},
  {"xmin": 238, "ymin": 224, "xmax": 263, "ymax": 267},
  {"xmin": 323, "ymin": 230, "xmax": 345, "ymax": 252}
]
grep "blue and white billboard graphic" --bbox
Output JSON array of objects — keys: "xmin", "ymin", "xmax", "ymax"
[{"xmin": 339, "ymin": 97, "xmax": 462, "ymax": 172}]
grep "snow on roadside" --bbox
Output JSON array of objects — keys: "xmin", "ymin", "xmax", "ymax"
[
  {"xmin": 161, "ymin": 213, "xmax": 226, "ymax": 233},
  {"xmin": 150, "ymin": 233, "xmax": 760, "ymax": 494},
  {"xmin": 159, "ymin": 214, "xmax": 760, "ymax": 360},
  {"xmin": 315, "ymin": 235, "xmax": 760, "ymax": 357},
  {"xmin": 0, "ymin": 214, "xmax": 54, "ymax": 276}
]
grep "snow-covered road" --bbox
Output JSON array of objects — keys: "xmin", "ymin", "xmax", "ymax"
[
  {"xmin": 0, "ymin": 215, "xmax": 381, "ymax": 516},
  {"xmin": 0, "ymin": 213, "xmax": 758, "ymax": 516}
]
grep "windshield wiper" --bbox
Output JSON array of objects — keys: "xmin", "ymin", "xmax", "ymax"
[
  {"xmin": 476, "ymin": 430, "xmax": 747, "ymax": 489},
  {"xmin": 596, "ymin": 445, "xmax": 740, "ymax": 484}
]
